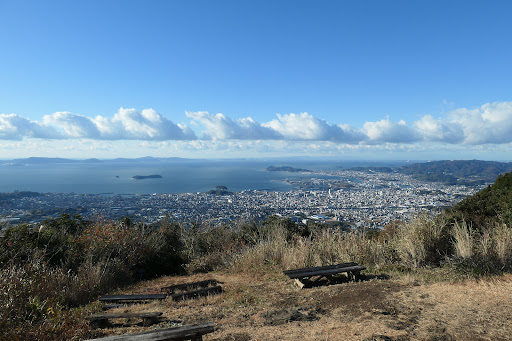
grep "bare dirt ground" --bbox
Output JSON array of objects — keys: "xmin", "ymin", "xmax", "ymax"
[{"xmin": 88, "ymin": 271, "xmax": 512, "ymax": 341}]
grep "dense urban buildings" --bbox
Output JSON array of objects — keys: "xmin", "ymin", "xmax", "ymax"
[{"xmin": 0, "ymin": 170, "xmax": 481, "ymax": 229}]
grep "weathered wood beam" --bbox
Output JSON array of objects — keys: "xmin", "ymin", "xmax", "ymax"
[
  {"xmin": 284, "ymin": 265, "xmax": 366, "ymax": 279},
  {"xmin": 85, "ymin": 322, "xmax": 215, "ymax": 341},
  {"xmin": 283, "ymin": 262, "xmax": 358, "ymax": 276}
]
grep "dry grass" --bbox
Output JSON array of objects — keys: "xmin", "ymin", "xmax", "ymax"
[
  {"xmin": 5, "ymin": 214, "xmax": 512, "ymax": 340},
  {"xmin": 397, "ymin": 274, "xmax": 512, "ymax": 340},
  {"xmin": 453, "ymin": 220, "xmax": 474, "ymax": 259},
  {"xmin": 88, "ymin": 270, "xmax": 512, "ymax": 341},
  {"xmin": 232, "ymin": 228, "xmax": 392, "ymax": 274}
]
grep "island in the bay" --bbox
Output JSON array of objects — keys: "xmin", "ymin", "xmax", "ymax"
[
  {"xmin": 266, "ymin": 166, "xmax": 312, "ymax": 172},
  {"xmin": 131, "ymin": 175, "xmax": 163, "ymax": 180}
]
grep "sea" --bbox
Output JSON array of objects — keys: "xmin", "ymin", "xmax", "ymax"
[{"xmin": 0, "ymin": 159, "xmax": 409, "ymax": 195}]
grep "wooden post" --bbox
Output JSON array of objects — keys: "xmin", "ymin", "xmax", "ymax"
[{"xmin": 294, "ymin": 278, "xmax": 305, "ymax": 289}]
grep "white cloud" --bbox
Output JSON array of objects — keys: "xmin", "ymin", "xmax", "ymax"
[
  {"xmin": 3, "ymin": 102, "xmax": 512, "ymax": 150},
  {"xmin": 0, "ymin": 114, "xmax": 60, "ymax": 140},
  {"xmin": 43, "ymin": 112, "xmax": 101, "ymax": 138},
  {"xmin": 186, "ymin": 111, "xmax": 366, "ymax": 143},
  {"xmin": 363, "ymin": 118, "xmax": 419, "ymax": 143},
  {"xmin": 446, "ymin": 102, "xmax": 512, "ymax": 144},
  {"xmin": 262, "ymin": 112, "xmax": 365, "ymax": 143},
  {"xmin": 185, "ymin": 111, "xmax": 281, "ymax": 140},
  {"xmin": 413, "ymin": 115, "xmax": 464, "ymax": 143},
  {"xmin": 40, "ymin": 108, "xmax": 196, "ymax": 140}
]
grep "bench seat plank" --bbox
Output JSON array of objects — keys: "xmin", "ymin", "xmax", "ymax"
[
  {"xmin": 85, "ymin": 322, "xmax": 215, "ymax": 341},
  {"xmin": 284, "ymin": 265, "xmax": 366, "ymax": 279},
  {"xmin": 283, "ymin": 262, "xmax": 358, "ymax": 277}
]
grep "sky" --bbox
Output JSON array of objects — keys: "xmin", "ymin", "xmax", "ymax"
[{"xmin": 1, "ymin": 0, "xmax": 512, "ymax": 160}]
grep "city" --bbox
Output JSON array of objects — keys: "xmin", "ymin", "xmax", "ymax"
[{"xmin": 0, "ymin": 169, "xmax": 482, "ymax": 228}]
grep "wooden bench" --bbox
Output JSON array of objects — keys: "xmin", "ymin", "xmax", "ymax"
[
  {"xmin": 161, "ymin": 279, "xmax": 223, "ymax": 301},
  {"xmin": 283, "ymin": 262, "xmax": 366, "ymax": 288},
  {"xmin": 85, "ymin": 322, "xmax": 215, "ymax": 341},
  {"xmin": 86, "ymin": 312, "xmax": 163, "ymax": 328},
  {"xmin": 99, "ymin": 294, "xmax": 167, "ymax": 303}
]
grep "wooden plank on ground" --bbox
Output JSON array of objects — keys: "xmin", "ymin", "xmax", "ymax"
[
  {"xmin": 283, "ymin": 262, "xmax": 358, "ymax": 277},
  {"xmin": 171, "ymin": 286, "xmax": 223, "ymax": 301},
  {"xmin": 85, "ymin": 322, "xmax": 215, "ymax": 341},
  {"xmin": 99, "ymin": 294, "xmax": 167, "ymax": 302},
  {"xmin": 161, "ymin": 279, "xmax": 218, "ymax": 294},
  {"xmin": 284, "ymin": 265, "xmax": 366, "ymax": 279}
]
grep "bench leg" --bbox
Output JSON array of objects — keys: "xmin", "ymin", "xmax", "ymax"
[
  {"xmin": 191, "ymin": 336, "xmax": 203, "ymax": 341},
  {"xmin": 294, "ymin": 278, "xmax": 305, "ymax": 289}
]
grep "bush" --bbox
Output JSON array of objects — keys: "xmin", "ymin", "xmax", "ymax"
[{"xmin": 0, "ymin": 215, "xmax": 187, "ymax": 338}]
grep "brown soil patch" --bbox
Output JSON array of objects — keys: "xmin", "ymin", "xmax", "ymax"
[
  {"xmin": 86, "ymin": 272, "xmax": 512, "ymax": 341},
  {"xmin": 316, "ymin": 280, "xmax": 405, "ymax": 317}
]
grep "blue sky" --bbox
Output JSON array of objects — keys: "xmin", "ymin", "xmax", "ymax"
[{"xmin": 1, "ymin": 0, "xmax": 512, "ymax": 160}]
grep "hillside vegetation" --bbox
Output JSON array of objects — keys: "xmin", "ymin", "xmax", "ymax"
[
  {"xmin": 1, "ymin": 173, "xmax": 512, "ymax": 340},
  {"xmin": 449, "ymin": 171, "xmax": 512, "ymax": 228}
]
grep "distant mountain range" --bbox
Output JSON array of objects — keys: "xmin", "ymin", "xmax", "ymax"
[
  {"xmin": 4, "ymin": 156, "xmax": 191, "ymax": 164},
  {"xmin": 350, "ymin": 160, "xmax": 512, "ymax": 185}
]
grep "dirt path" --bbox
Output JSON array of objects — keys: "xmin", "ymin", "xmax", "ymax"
[{"xmin": 89, "ymin": 272, "xmax": 512, "ymax": 341}]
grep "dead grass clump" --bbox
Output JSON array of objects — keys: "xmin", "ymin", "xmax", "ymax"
[
  {"xmin": 452, "ymin": 220, "xmax": 474, "ymax": 259},
  {"xmin": 493, "ymin": 223, "xmax": 512, "ymax": 268}
]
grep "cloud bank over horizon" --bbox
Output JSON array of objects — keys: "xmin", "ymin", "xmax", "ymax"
[
  {"xmin": 0, "ymin": 108, "xmax": 196, "ymax": 141},
  {"xmin": 2, "ymin": 102, "xmax": 512, "ymax": 147}
]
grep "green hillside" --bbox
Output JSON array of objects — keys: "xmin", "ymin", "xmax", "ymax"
[{"xmin": 449, "ymin": 171, "xmax": 512, "ymax": 228}]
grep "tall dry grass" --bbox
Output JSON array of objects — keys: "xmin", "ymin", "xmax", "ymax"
[
  {"xmin": 392, "ymin": 214, "xmax": 452, "ymax": 268},
  {"xmin": 492, "ymin": 223, "xmax": 512, "ymax": 268},
  {"xmin": 231, "ymin": 215, "xmax": 512, "ymax": 278},
  {"xmin": 233, "ymin": 226, "xmax": 393, "ymax": 273},
  {"xmin": 452, "ymin": 220, "xmax": 474, "ymax": 259}
]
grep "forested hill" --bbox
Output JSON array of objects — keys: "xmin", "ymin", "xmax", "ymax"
[
  {"xmin": 449, "ymin": 171, "xmax": 512, "ymax": 228},
  {"xmin": 351, "ymin": 160, "xmax": 512, "ymax": 185},
  {"xmin": 399, "ymin": 160, "xmax": 512, "ymax": 181}
]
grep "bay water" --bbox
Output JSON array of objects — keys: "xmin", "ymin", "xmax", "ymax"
[{"xmin": 0, "ymin": 159, "xmax": 407, "ymax": 194}]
